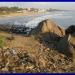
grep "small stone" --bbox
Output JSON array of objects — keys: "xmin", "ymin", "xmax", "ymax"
[
  {"xmin": 3, "ymin": 46, "xmax": 8, "ymax": 50},
  {"xmin": 26, "ymin": 65, "xmax": 34, "ymax": 69},
  {"xmin": 1, "ymin": 67, "xmax": 9, "ymax": 72}
]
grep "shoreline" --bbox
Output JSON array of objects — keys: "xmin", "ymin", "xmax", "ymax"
[{"xmin": 0, "ymin": 11, "xmax": 48, "ymax": 19}]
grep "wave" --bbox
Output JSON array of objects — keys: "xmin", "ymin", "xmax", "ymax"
[
  {"xmin": 0, "ymin": 11, "xmax": 74, "ymax": 29},
  {"xmin": 26, "ymin": 13, "xmax": 73, "ymax": 28}
]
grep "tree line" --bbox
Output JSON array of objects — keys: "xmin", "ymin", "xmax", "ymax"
[{"xmin": 0, "ymin": 7, "xmax": 23, "ymax": 14}]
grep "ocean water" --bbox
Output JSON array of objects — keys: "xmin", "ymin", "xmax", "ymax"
[{"xmin": 0, "ymin": 10, "xmax": 75, "ymax": 29}]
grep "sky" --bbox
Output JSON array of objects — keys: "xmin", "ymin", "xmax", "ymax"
[{"xmin": 0, "ymin": 2, "xmax": 75, "ymax": 10}]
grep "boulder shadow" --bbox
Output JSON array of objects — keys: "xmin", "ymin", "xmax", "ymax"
[{"xmin": 37, "ymin": 32, "xmax": 73, "ymax": 58}]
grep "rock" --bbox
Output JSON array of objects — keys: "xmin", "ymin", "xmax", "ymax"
[
  {"xmin": 68, "ymin": 33, "xmax": 75, "ymax": 64},
  {"xmin": 56, "ymin": 33, "xmax": 75, "ymax": 63},
  {"xmin": 1, "ymin": 67, "xmax": 9, "ymax": 73},
  {"xmin": 62, "ymin": 25, "xmax": 75, "ymax": 63},
  {"xmin": 3, "ymin": 46, "xmax": 9, "ymax": 50},
  {"xmin": 65, "ymin": 25, "xmax": 75, "ymax": 35},
  {"xmin": 26, "ymin": 64, "xmax": 34, "ymax": 70},
  {"xmin": 65, "ymin": 25, "xmax": 75, "ymax": 64},
  {"xmin": 41, "ymin": 19, "xmax": 65, "ymax": 37},
  {"xmin": 29, "ymin": 19, "xmax": 65, "ymax": 41},
  {"xmin": 68, "ymin": 33, "xmax": 75, "ymax": 45},
  {"xmin": 65, "ymin": 25, "xmax": 75, "ymax": 63},
  {"xmin": 0, "ymin": 24, "xmax": 30, "ymax": 35},
  {"xmin": 56, "ymin": 35, "xmax": 70, "ymax": 56}
]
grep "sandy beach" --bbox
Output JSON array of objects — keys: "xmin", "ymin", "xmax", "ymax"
[{"xmin": 0, "ymin": 11, "xmax": 48, "ymax": 19}]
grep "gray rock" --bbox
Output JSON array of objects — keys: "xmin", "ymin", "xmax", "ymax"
[{"xmin": 56, "ymin": 34, "xmax": 75, "ymax": 63}]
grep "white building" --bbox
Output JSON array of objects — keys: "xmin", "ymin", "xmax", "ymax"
[{"xmin": 38, "ymin": 9, "xmax": 46, "ymax": 13}]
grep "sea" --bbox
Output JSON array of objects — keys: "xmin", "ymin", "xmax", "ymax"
[{"xmin": 0, "ymin": 10, "xmax": 75, "ymax": 29}]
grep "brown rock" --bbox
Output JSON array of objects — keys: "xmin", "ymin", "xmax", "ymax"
[
  {"xmin": 30, "ymin": 19, "xmax": 65, "ymax": 37},
  {"xmin": 68, "ymin": 33, "xmax": 75, "ymax": 64},
  {"xmin": 1, "ymin": 67, "xmax": 9, "ymax": 73},
  {"xmin": 68, "ymin": 33, "xmax": 75, "ymax": 45}
]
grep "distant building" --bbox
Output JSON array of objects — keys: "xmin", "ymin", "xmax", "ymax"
[
  {"xmin": 38, "ymin": 9, "xmax": 47, "ymax": 13},
  {"xmin": 17, "ymin": 11, "xmax": 23, "ymax": 13},
  {"xmin": 22, "ymin": 10, "xmax": 27, "ymax": 13},
  {"xmin": 16, "ymin": 8, "xmax": 47, "ymax": 13}
]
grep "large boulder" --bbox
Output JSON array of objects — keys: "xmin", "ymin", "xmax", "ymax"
[
  {"xmin": 68, "ymin": 33, "xmax": 75, "ymax": 45},
  {"xmin": 56, "ymin": 35, "xmax": 73, "ymax": 57},
  {"xmin": 40, "ymin": 19, "xmax": 65, "ymax": 37},
  {"xmin": 68, "ymin": 33, "xmax": 75, "ymax": 63},
  {"xmin": 29, "ymin": 19, "xmax": 65, "ymax": 41},
  {"xmin": 65, "ymin": 25, "xmax": 75, "ymax": 35}
]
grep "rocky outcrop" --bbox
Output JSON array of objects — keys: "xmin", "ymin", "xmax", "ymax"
[
  {"xmin": 0, "ymin": 24, "xmax": 30, "ymax": 35},
  {"xmin": 30, "ymin": 21, "xmax": 75, "ymax": 63},
  {"xmin": 57, "ymin": 25, "xmax": 75, "ymax": 63},
  {"xmin": 56, "ymin": 34, "xmax": 75, "ymax": 63},
  {"xmin": 56, "ymin": 35, "xmax": 73, "ymax": 57},
  {"xmin": 65, "ymin": 25, "xmax": 75, "ymax": 35},
  {"xmin": 40, "ymin": 19, "xmax": 65, "ymax": 37},
  {"xmin": 29, "ymin": 19, "xmax": 65, "ymax": 41},
  {"xmin": 68, "ymin": 33, "xmax": 75, "ymax": 63}
]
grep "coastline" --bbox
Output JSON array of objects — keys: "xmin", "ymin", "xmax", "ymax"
[{"xmin": 0, "ymin": 11, "xmax": 48, "ymax": 19}]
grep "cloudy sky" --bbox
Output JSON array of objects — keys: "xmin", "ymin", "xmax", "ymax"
[{"xmin": 0, "ymin": 2, "xmax": 75, "ymax": 10}]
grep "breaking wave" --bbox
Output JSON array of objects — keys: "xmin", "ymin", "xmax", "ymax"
[{"xmin": 0, "ymin": 11, "xmax": 74, "ymax": 29}]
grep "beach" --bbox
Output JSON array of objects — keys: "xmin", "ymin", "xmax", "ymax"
[
  {"xmin": 0, "ymin": 11, "xmax": 48, "ymax": 19},
  {"xmin": 0, "ymin": 10, "xmax": 75, "ymax": 29},
  {"xmin": 0, "ymin": 9, "xmax": 75, "ymax": 73}
]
